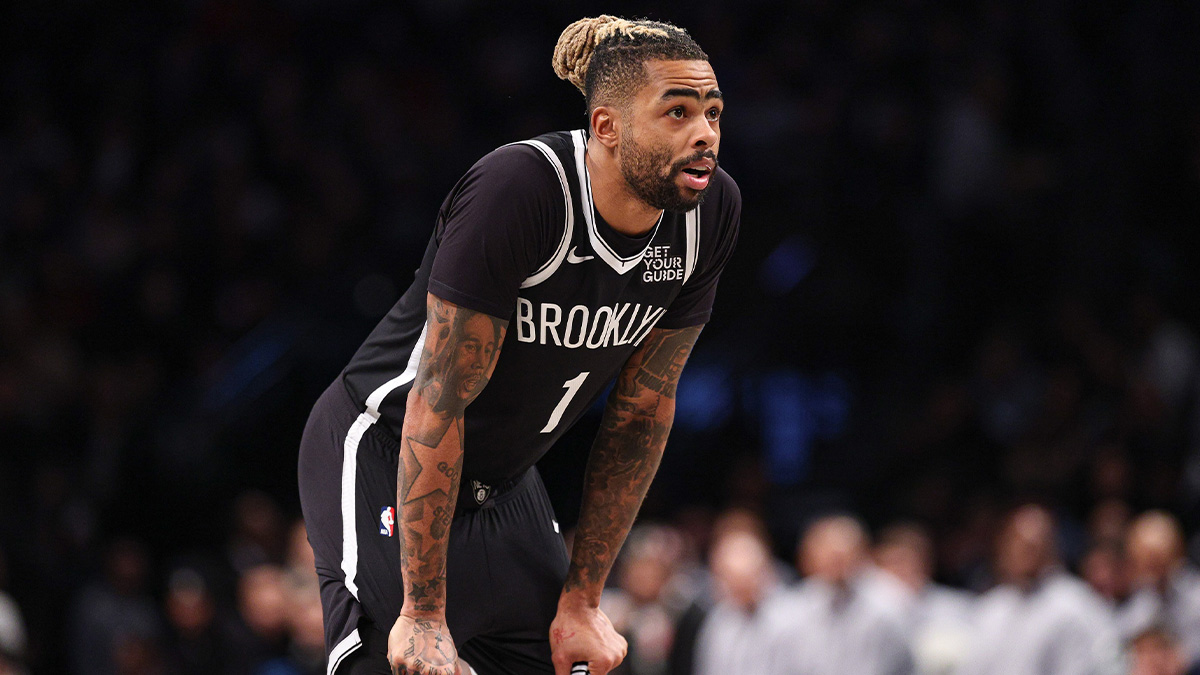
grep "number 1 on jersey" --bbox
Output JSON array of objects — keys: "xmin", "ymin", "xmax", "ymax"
[{"xmin": 541, "ymin": 371, "xmax": 590, "ymax": 433}]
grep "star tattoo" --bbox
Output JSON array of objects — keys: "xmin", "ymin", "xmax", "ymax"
[{"xmin": 402, "ymin": 436, "xmax": 450, "ymax": 506}]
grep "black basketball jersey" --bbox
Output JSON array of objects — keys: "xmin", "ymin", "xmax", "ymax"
[{"xmin": 342, "ymin": 130, "xmax": 740, "ymax": 484}]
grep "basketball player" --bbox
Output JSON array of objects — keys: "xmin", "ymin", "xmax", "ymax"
[{"xmin": 297, "ymin": 15, "xmax": 740, "ymax": 675}]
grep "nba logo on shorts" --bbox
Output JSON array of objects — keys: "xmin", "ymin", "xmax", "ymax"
[{"xmin": 379, "ymin": 507, "xmax": 395, "ymax": 537}]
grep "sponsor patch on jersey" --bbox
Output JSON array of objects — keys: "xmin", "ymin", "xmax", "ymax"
[
  {"xmin": 379, "ymin": 506, "xmax": 395, "ymax": 537},
  {"xmin": 642, "ymin": 245, "xmax": 684, "ymax": 283},
  {"xmin": 472, "ymin": 479, "xmax": 491, "ymax": 505}
]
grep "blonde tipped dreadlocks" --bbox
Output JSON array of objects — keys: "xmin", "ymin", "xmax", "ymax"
[{"xmin": 552, "ymin": 15, "xmax": 708, "ymax": 113}]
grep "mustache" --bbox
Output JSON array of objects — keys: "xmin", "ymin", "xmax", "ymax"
[{"xmin": 671, "ymin": 149, "xmax": 719, "ymax": 173}]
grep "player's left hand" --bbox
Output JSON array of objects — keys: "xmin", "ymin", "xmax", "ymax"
[
  {"xmin": 548, "ymin": 598, "xmax": 627, "ymax": 675},
  {"xmin": 386, "ymin": 614, "xmax": 464, "ymax": 675}
]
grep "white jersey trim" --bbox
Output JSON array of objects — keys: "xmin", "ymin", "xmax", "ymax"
[
  {"xmin": 327, "ymin": 628, "xmax": 363, "ymax": 675},
  {"xmin": 510, "ymin": 139, "xmax": 574, "ymax": 289},
  {"xmin": 570, "ymin": 130, "xmax": 662, "ymax": 275},
  {"xmin": 364, "ymin": 322, "xmax": 428, "ymax": 419},
  {"xmin": 683, "ymin": 207, "xmax": 700, "ymax": 284}
]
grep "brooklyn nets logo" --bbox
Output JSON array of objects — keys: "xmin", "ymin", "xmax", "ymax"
[{"xmin": 472, "ymin": 479, "xmax": 491, "ymax": 505}]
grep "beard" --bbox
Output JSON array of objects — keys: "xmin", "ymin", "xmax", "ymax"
[{"xmin": 619, "ymin": 131, "xmax": 717, "ymax": 212}]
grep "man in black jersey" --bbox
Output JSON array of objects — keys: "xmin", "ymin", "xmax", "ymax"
[{"xmin": 297, "ymin": 15, "xmax": 740, "ymax": 675}]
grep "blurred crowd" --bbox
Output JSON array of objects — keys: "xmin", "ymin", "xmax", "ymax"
[
  {"xmin": 0, "ymin": 492, "xmax": 325, "ymax": 675},
  {"xmin": 5, "ymin": 497, "xmax": 1200, "ymax": 675},
  {"xmin": 597, "ymin": 505, "xmax": 1200, "ymax": 675},
  {"xmin": 1, "ymin": 0, "xmax": 1198, "ymax": 674}
]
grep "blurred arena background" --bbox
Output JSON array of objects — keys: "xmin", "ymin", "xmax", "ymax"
[{"xmin": 1, "ymin": 1, "xmax": 1199, "ymax": 674}]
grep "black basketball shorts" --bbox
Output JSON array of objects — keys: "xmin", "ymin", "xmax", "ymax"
[{"xmin": 298, "ymin": 379, "xmax": 571, "ymax": 674}]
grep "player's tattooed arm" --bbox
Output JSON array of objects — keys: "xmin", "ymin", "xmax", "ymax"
[
  {"xmin": 397, "ymin": 293, "xmax": 506, "ymax": 620},
  {"xmin": 389, "ymin": 295, "xmax": 504, "ymax": 673},
  {"xmin": 408, "ymin": 294, "xmax": 506, "ymax": 446},
  {"xmin": 560, "ymin": 324, "xmax": 703, "ymax": 606}
]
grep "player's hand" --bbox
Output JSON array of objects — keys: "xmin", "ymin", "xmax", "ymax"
[
  {"xmin": 386, "ymin": 614, "xmax": 463, "ymax": 675},
  {"xmin": 549, "ymin": 598, "xmax": 627, "ymax": 675}
]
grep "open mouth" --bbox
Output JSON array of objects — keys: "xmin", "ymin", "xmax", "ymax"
[{"xmin": 680, "ymin": 165, "xmax": 713, "ymax": 190}]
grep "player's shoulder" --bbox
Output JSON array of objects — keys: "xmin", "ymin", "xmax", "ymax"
[
  {"xmin": 451, "ymin": 133, "xmax": 573, "ymax": 210},
  {"xmin": 476, "ymin": 130, "xmax": 574, "ymax": 172},
  {"xmin": 471, "ymin": 137, "xmax": 558, "ymax": 182}
]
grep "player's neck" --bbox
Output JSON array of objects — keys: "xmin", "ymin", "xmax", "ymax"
[{"xmin": 585, "ymin": 138, "xmax": 663, "ymax": 238}]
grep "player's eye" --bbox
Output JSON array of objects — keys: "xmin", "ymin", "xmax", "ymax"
[
  {"xmin": 706, "ymin": 107, "xmax": 722, "ymax": 121},
  {"xmin": 667, "ymin": 107, "xmax": 685, "ymax": 119}
]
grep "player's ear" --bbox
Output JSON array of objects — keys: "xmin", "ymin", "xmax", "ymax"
[{"xmin": 590, "ymin": 105, "xmax": 620, "ymax": 150}]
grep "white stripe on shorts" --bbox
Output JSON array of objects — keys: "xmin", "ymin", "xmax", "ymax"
[
  {"xmin": 340, "ymin": 411, "xmax": 377, "ymax": 598},
  {"xmin": 327, "ymin": 628, "xmax": 362, "ymax": 675}
]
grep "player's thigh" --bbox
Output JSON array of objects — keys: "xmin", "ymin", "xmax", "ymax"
[
  {"xmin": 459, "ymin": 634, "xmax": 556, "ymax": 675},
  {"xmin": 349, "ymin": 429, "xmax": 493, "ymax": 644},
  {"xmin": 485, "ymin": 470, "xmax": 570, "ymax": 628}
]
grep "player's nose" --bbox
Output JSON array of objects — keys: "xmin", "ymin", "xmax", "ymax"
[{"xmin": 690, "ymin": 116, "xmax": 717, "ymax": 149}]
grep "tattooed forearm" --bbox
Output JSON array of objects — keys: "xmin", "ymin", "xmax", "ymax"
[
  {"xmin": 408, "ymin": 296, "xmax": 504, "ymax": 446},
  {"xmin": 398, "ymin": 293, "xmax": 507, "ymax": 618},
  {"xmin": 563, "ymin": 325, "xmax": 702, "ymax": 602}
]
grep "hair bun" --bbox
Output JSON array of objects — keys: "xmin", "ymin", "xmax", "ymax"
[{"xmin": 552, "ymin": 15, "xmax": 620, "ymax": 95}]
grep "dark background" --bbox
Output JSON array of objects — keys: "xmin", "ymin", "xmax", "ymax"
[{"xmin": 2, "ymin": 1, "xmax": 1199, "ymax": 673}]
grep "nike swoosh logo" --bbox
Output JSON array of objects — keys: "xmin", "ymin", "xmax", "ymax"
[{"xmin": 566, "ymin": 247, "xmax": 594, "ymax": 264}]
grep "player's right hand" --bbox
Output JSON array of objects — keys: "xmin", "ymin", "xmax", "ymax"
[
  {"xmin": 549, "ymin": 601, "xmax": 627, "ymax": 675},
  {"xmin": 386, "ymin": 614, "xmax": 463, "ymax": 675}
]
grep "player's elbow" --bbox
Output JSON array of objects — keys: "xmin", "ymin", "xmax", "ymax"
[{"xmin": 608, "ymin": 389, "xmax": 676, "ymax": 426}]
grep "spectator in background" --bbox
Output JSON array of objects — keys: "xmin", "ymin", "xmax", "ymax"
[
  {"xmin": 1128, "ymin": 627, "xmax": 1196, "ymax": 675},
  {"xmin": 1119, "ymin": 511, "xmax": 1200, "ymax": 670},
  {"xmin": 282, "ymin": 570, "xmax": 326, "ymax": 675},
  {"xmin": 667, "ymin": 509, "xmax": 769, "ymax": 675},
  {"xmin": 283, "ymin": 519, "xmax": 318, "ymax": 589},
  {"xmin": 875, "ymin": 522, "xmax": 974, "ymax": 675},
  {"xmin": 1081, "ymin": 543, "xmax": 1129, "ymax": 606},
  {"xmin": 162, "ymin": 567, "xmax": 219, "ymax": 675},
  {"xmin": 602, "ymin": 525, "xmax": 689, "ymax": 675},
  {"xmin": 68, "ymin": 538, "xmax": 162, "ymax": 675},
  {"xmin": 957, "ymin": 504, "xmax": 1119, "ymax": 675},
  {"xmin": 255, "ymin": 569, "xmax": 325, "ymax": 675},
  {"xmin": 236, "ymin": 564, "xmax": 290, "ymax": 664},
  {"xmin": 768, "ymin": 514, "xmax": 913, "ymax": 675},
  {"xmin": 111, "ymin": 632, "xmax": 165, "ymax": 675},
  {"xmin": 228, "ymin": 492, "xmax": 287, "ymax": 574},
  {"xmin": 162, "ymin": 564, "xmax": 261, "ymax": 675},
  {"xmin": 691, "ymin": 514, "xmax": 787, "ymax": 675}
]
